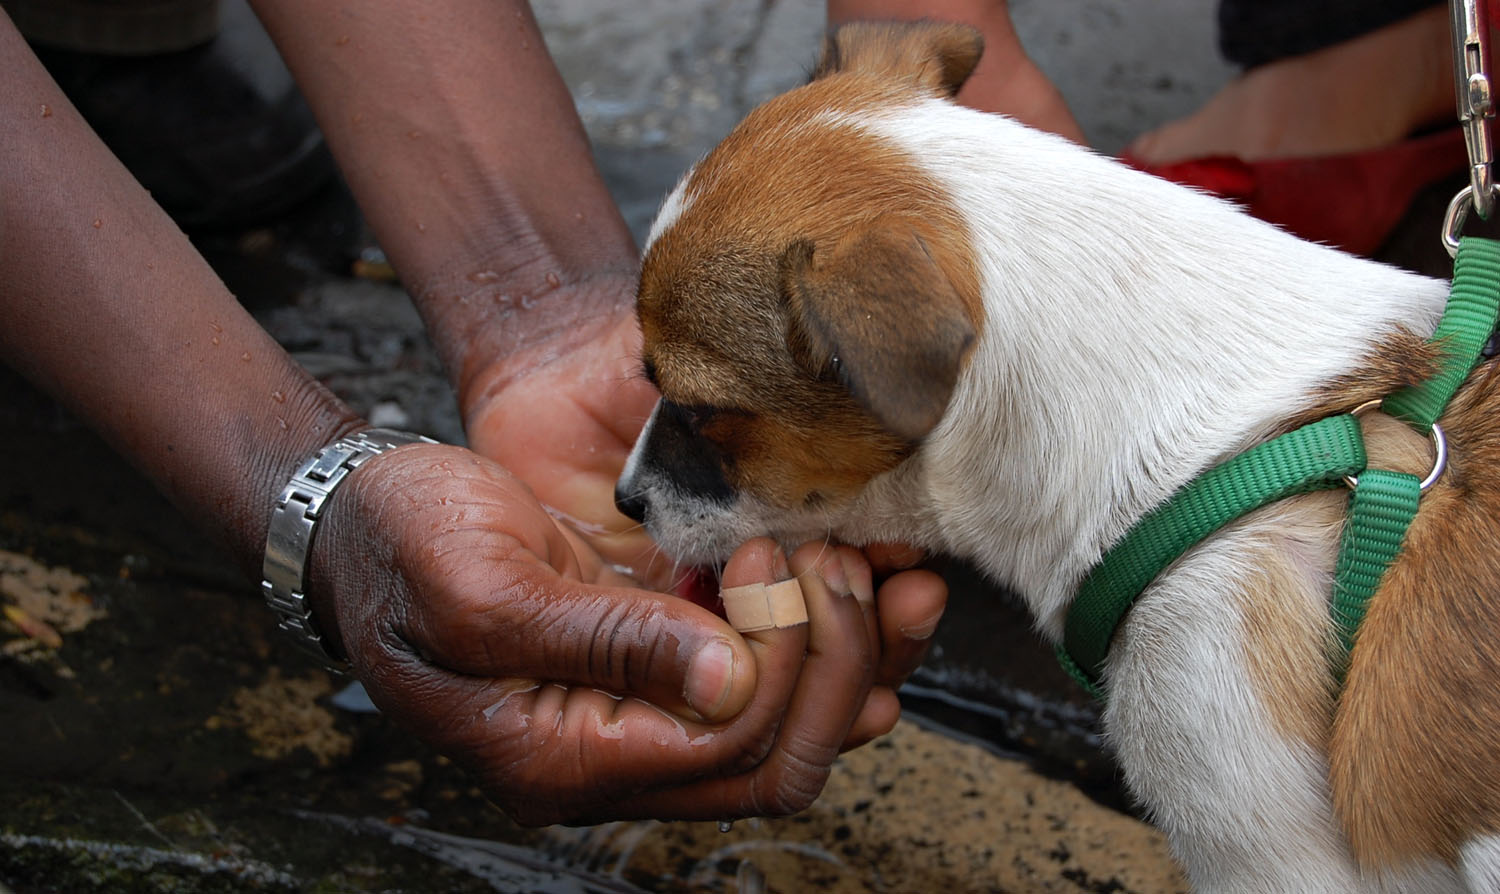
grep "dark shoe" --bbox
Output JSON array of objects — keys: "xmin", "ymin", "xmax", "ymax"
[{"xmin": 31, "ymin": 21, "xmax": 334, "ymax": 230}]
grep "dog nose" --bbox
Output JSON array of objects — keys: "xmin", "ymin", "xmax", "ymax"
[{"xmin": 614, "ymin": 483, "xmax": 648, "ymax": 523}]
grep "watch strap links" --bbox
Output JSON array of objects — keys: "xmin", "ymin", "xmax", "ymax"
[{"xmin": 261, "ymin": 427, "xmax": 437, "ymax": 668}]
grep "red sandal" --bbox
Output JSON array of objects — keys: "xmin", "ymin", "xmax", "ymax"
[{"xmin": 1119, "ymin": 126, "xmax": 1467, "ymax": 257}]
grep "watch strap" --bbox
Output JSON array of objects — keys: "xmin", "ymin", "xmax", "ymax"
[{"xmin": 261, "ymin": 427, "xmax": 437, "ymax": 668}]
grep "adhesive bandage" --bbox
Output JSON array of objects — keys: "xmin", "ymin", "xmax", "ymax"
[{"xmin": 719, "ymin": 579, "xmax": 808, "ymax": 632}]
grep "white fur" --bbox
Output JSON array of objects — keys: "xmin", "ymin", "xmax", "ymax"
[
  {"xmin": 643, "ymin": 161, "xmax": 697, "ymax": 253},
  {"xmin": 1461, "ymin": 835, "xmax": 1500, "ymax": 893},
  {"xmin": 844, "ymin": 99, "xmax": 1447, "ymax": 637},
  {"xmin": 628, "ymin": 96, "xmax": 1481, "ymax": 891}
]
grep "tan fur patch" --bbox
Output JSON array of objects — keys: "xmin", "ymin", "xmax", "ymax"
[
  {"xmin": 706, "ymin": 409, "xmax": 910, "ymax": 510},
  {"xmin": 1269, "ymin": 337, "xmax": 1500, "ymax": 869},
  {"xmin": 813, "ymin": 21, "xmax": 983, "ymax": 97},
  {"xmin": 1235, "ymin": 492, "xmax": 1341, "ymax": 750}
]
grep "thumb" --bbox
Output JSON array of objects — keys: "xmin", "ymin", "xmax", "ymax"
[{"xmin": 406, "ymin": 554, "xmax": 760, "ymax": 723}]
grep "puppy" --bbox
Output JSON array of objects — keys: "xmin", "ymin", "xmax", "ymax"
[{"xmin": 615, "ymin": 22, "xmax": 1500, "ymax": 893}]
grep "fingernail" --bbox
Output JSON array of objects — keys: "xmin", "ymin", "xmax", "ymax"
[
  {"xmin": 685, "ymin": 639, "xmax": 737, "ymax": 719},
  {"xmin": 883, "ymin": 545, "xmax": 924, "ymax": 569},
  {"xmin": 817, "ymin": 554, "xmax": 851, "ymax": 598},
  {"xmin": 770, "ymin": 543, "xmax": 790, "ymax": 579},
  {"xmin": 842, "ymin": 555, "xmax": 874, "ymax": 606},
  {"xmin": 899, "ymin": 610, "xmax": 944, "ymax": 640}
]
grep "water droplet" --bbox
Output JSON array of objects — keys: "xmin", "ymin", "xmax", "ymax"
[
  {"xmin": 350, "ymin": 112, "xmax": 364, "ymax": 125},
  {"xmin": 407, "ymin": 129, "xmax": 422, "ymax": 139},
  {"xmin": 415, "ymin": 221, "xmax": 426, "ymax": 233},
  {"xmin": 92, "ymin": 219, "xmax": 102, "ymax": 229},
  {"xmin": 240, "ymin": 351, "xmax": 251, "ymax": 362},
  {"xmin": 271, "ymin": 390, "xmax": 286, "ymax": 403},
  {"xmin": 40, "ymin": 104, "xmax": 52, "ymax": 118},
  {"xmin": 277, "ymin": 417, "xmax": 289, "ymax": 430},
  {"xmin": 335, "ymin": 34, "xmax": 350, "ymax": 46},
  {"xmin": 209, "ymin": 321, "xmax": 222, "ymax": 333},
  {"xmin": 718, "ymin": 820, "xmax": 734, "ymax": 833},
  {"xmin": 467, "ymin": 270, "xmax": 500, "ymax": 284},
  {"xmin": 544, "ymin": 272, "xmax": 560, "ymax": 288},
  {"xmin": 210, "ymin": 336, "xmax": 220, "ymax": 346},
  {"xmin": 519, "ymin": 293, "xmax": 537, "ymax": 310}
]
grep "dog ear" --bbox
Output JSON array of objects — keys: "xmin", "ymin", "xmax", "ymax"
[
  {"xmin": 779, "ymin": 219, "xmax": 976, "ymax": 441},
  {"xmin": 813, "ymin": 21, "xmax": 984, "ymax": 97}
]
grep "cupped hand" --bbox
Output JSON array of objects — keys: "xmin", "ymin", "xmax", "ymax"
[
  {"xmin": 305, "ymin": 441, "xmax": 926, "ymax": 823},
  {"xmin": 460, "ymin": 292, "xmax": 666, "ymax": 588}
]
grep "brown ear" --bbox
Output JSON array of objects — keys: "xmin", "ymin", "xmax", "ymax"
[
  {"xmin": 779, "ymin": 220, "xmax": 976, "ymax": 441},
  {"xmin": 813, "ymin": 21, "xmax": 984, "ymax": 97}
]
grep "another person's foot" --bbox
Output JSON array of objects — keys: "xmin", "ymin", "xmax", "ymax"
[
  {"xmin": 1125, "ymin": 5, "xmax": 1452, "ymax": 165},
  {"xmin": 31, "ymin": 13, "xmax": 334, "ymax": 230}
]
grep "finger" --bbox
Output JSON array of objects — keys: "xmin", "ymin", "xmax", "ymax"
[
  {"xmin": 353, "ymin": 648, "xmax": 706, "ymax": 825},
  {"xmin": 403, "ymin": 528, "xmax": 759, "ymax": 723},
  {"xmin": 842, "ymin": 686, "xmax": 902, "ymax": 751},
  {"xmin": 873, "ymin": 567, "xmax": 947, "ymax": 688},
  {"xmin": 862, "ymin": 541, "xmax": 926, "ymax": 575},
  {"xmin": 472, "ymin": 537, "xmax": 812, "ymax": 824},
  {"xmin": 833, "ymin": 545, "xmax": 889, "ymax": 748},
  {"xmin": 597, "ymin": 541, "xmax": 875, "ymax": 821},
  {"xmin": 698, "ymin": 536, "xmax": 809, "ymax": 774}
]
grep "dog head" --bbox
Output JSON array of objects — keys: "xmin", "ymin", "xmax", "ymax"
[{"xmin": 616, "ymin": 22, "xmax": 987, "ymax": 566}]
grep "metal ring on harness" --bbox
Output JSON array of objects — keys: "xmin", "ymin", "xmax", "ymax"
[{"xmin": 1341, "ymin": 399, "xmax": 1449, "ymax": 492}]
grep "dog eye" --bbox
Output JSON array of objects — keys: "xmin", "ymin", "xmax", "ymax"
[
  {"xmin": 680, "ymin": 404, "xmax": 716, "ymax": 429},
  {"xmin": 665, "ymin": 400, "xmax": 716, "ymax": 430}
]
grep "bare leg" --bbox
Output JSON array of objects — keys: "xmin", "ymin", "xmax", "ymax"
[
  {"xmin": 827, "ymin": 0, "xmax": 1086, "ymax": 144},
  {"xmin": 1127, "ymin": 5, "xmax": 1452, "ymax": 164}
]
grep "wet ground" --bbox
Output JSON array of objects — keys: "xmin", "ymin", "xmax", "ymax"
[{"xmin": 0, "ymin": 1, "xmax": 1476, "ymax": 892}]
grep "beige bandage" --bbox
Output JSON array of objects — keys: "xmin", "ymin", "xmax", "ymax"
[{"xmin": 720, "ymin": 578, "xmax": 808, "ymax": 632}]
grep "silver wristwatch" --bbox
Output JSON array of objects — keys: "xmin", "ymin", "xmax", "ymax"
[{"xmin": 262, "ymin": 427, "xmax": 437, "ymax": 668}]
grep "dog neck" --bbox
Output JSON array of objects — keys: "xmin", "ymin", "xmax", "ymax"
[{"xmin": 840, "ymin": 100, "xmax": 1452, "ymax": 639}]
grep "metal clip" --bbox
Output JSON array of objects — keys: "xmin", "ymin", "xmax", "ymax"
[{"xmin": 1453, "ymin": 0, "xmax": 1496, "ymax": 219}]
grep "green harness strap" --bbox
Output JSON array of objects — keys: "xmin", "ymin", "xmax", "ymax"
[
  {"xmin": 1384, "ymin": 239, "xmax": 1500, "ymax": 433},
  {"xmin": 1059, "ymin": 236, "xmax": 1500, "ymax": 698},
  {"xmin": 1058, "ymin": 415, "xmax": 1367, "ymax": 697},
  {"xmin": 1329, "ymin": 468, "xmax": 1420, "ymax": 682}
]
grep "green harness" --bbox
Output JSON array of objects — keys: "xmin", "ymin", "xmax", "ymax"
[{"xmin": 1058, "ymin": 236, "xmax": 1500, "ymax": 699}]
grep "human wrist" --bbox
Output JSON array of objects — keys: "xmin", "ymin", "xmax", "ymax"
[
  {"xmin": 419, "ymin": 267, "xmax": 640, "ymax": 418},
  {"xmin": 261, "ymin": 426, "xmax": 438, "ymax": 667}
]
